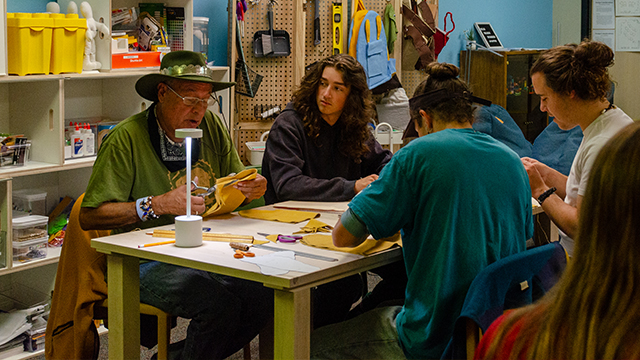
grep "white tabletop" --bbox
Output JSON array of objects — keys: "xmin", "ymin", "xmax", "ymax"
[{"xmin": 91, "ymin": 207, "xmax": 403, "ymax": 360}]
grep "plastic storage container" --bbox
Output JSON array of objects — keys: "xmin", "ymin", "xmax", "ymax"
[
  {"xmin": 193, "ymin": 17, "xmax": 209, "ymax": 61},
  {"xmin": 13, "ymin": 190, "xmax": 47, "ymax": 216},
  {"xmin": 244, "ymin": 131, "xmax": 269, "ymax": 166},
  {"xmin": 6, "ymin": 13, "xmax": 54, "ymax": 76},
  {"xmin": 13, "ymin": 237, "xmax": 48, "ymax": 263},
  {"xmin": 0, "ymin": 142, "xmax": 31, "ymax": 167},
  {"xmin": 12, "ymin": 215, "xmax": 49, "ymax": 263},
  {"xmin": 12, "ymin": 215, "xmax": 49, "ymax": 242},
  {"xmin": 50, "ymin": 13, "xmax": 87, "ymax": 74}
]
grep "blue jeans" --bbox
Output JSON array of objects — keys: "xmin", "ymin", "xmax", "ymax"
[
  {"xmin": 139, "ymin": 261, "xmax": 273, "ymax": 360},
  {"xmin": 311, "ymin": 306, "xmax": 406, "ymax": 359}
]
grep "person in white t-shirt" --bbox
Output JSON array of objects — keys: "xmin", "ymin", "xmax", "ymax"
[{"xmin": 521, "ymin": 40, "xmax": 633, "ymax": 256}]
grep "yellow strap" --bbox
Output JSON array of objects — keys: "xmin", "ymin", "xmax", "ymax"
[
  {"xmin": 365, "ymin": 19, "xmax": 370, "ymax": 42},
  {"xmin": 376, "ymin": 16, "xmax": 382, "ymax": 40},
  {"xmin": 348, "ymin": 0, "xmax": 369, "ymax": 57}
]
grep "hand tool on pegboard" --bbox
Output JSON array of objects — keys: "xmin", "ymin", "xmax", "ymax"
[
  {"xmin": 314, "ymin": 0, "xmax": 321, "ymax": 45},
  {"xmin": 254, "ymin": 104, "xmax": 281, "ymax": 119},
  {"xmin": 332, "ymin": 2, "xmax": 343, "ymax": 54},
  {"xmin": 235, "ymin": 22, "xmax": 263, "ymax": 97},
  {"xmin": 253, "ymin": 0, "xmax": 291, "ymax": 57}
]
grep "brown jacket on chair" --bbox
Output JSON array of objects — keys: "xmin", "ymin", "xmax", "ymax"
[{"xmin": 45, "ymin": 193, "xmax": 111, "ymax": 360}]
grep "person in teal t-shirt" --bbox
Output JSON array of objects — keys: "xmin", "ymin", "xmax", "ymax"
[
  {"xmin": 79, "ymin": 51, "xmax": 272, "ymax": 360},
  {"xmin": 311, "ymin": 63, "xmax": 533, "ymax": 360}
]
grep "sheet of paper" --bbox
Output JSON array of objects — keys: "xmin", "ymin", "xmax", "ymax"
[
  {"xmin": 616, "ymin": 0, "xmax": 640, "ymax": 16},
  {"xmin": 616, "ymin": 17, "xmax": 640, "ymax": 51},
  {"xmin": 241, "ymin": 251, "xmax": 320, "ymax": 275},
  {"xmin": 593, "ymin": 0, "xmax": 615, "ymax": 29},
  {"xmin": 0, "ymin": 310, "xmax": 31, "ymax": 346},
  {"xmin": 593, "ymin": 29, "xmax": 616, "ymax": 50}
]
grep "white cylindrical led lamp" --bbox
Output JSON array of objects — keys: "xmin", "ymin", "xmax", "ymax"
[{"xmin": 174, "ymin": 128, "xmax": 203, "ymax": 247}]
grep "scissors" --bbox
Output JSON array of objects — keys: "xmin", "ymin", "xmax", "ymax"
[
  {"xmin": 277, "ymin": 234, "xmax": 303, "ymax": 243},
  {"xmin": 191, "ymin": 173, "xmax": 239, "ymax": 198},
  {"xmin": 191, "ymin": 181, "xmax": 217, "ymax": 198}
]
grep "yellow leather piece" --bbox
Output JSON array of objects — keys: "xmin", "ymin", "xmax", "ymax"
[
  {"xmin": 300, "ymin": 233, "xmax": 402, "ymax": 256},
  {"xmin": 294, "ymin": 219, "xmax": 333, "ymax": 234},
  {"xmin": 237, "ymin": 209, "xmax": 320, "ymax": 223},
  {"xmin": 202, "ymin": 168, "xmax": 257, "ymax": 217}
]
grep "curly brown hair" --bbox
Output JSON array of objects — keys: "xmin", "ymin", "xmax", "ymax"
[
  {"xmin": 530, "ymin": 39, "xmax": 613, "ymax": 101},
  {"xmin": 292, "ymin": 54, "xmax": 375, "ymax": 161},
  {"xmin": 411, "ymin": 62, "xmax": 474, "ymax": 128}
]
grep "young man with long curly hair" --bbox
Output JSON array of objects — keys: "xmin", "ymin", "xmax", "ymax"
[
  {"xmin": 263, "ymin": 54, "xmax": 391, "ymax": 204},
  {"xmin": 262, "ymin": 54, "xmax": 396, "ymax": 328}
]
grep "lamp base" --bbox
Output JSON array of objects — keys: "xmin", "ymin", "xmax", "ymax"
[{"xmin": 175, "ymin": 215, "xmax": 203, "ymax": 247}]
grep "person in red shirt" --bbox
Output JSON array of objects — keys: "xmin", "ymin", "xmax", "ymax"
[{"xmin": 476, "ymin": 121, "xmax": 640, "ymax": 360}]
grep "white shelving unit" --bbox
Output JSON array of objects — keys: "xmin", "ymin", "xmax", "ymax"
[{"xmin": 0, "ymin": 1, "xmax": 229, "ymax": 359}]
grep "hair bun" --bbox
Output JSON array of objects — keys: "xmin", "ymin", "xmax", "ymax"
[
  {"xmin": 574, "ymin": 40, "xmax": 614, "ymax": 69},
  {"xmin": 425, "ymin": 63, "xmax": 459, "ymax": 81}
]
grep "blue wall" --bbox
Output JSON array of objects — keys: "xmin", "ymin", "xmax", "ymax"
[
  {"xmin": 194, "ymin": 0, "xmax": 229, "ymax": 66},
  {"xmin": 436, "ymin": 0, "xmax": 553, "ymax": 66},
  {"xmin": 8, "ymin": 0, "xmax": 50, "ymax": 12},
  {"xmin": 194, "ymin": 0, "xmax": 553, "ymax": 68}
]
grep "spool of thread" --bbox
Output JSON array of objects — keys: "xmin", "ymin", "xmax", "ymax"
[{"xmin": 230, "ymin": 242, "xmax": 250, "ymax": 251}]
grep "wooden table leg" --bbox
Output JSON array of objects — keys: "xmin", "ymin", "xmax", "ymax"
[
  {"xmin": 107, "ymin": 254, "xmax": 140, "ymax": 360},
  {"xmin": 273, "ymin": 287, "xmax": 311, "ymax": 360}
]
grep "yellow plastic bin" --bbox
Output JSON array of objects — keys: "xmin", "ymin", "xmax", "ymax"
[
  {"xmin": 6, "ymin": 13, "xmax": 54, "ymax": 76},
  {"xmin": 50, "ymin": 13, "xmax": 87, "ymax": 74}
]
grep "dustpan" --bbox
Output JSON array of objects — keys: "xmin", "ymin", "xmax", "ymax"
[
  {"xmin": 235, "ymin": 22, "xmax": 263, "ymax": 97},
  {"xmin": 253, "ymin": 2, "xmax": 291, "ymax": 57}
]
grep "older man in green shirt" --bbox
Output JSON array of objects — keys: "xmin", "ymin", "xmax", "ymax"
[{"xmin": 80, "ymin": 51, "xmax": 272, "ymax": 360}]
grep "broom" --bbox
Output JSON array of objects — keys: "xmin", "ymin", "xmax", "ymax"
[{"xmin": 261, "ymin": 2, "xmax": 275, "ymax": 56}]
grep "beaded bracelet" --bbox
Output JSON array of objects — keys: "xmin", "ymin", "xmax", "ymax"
[{"xmin": 138, "ymin": 195, "xmax": 159, "ymax": 221}]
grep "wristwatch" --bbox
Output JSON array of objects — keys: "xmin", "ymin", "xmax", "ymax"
[{"xmin": 537, "ymin": 187, "xmax": 557, "ymax": 205}]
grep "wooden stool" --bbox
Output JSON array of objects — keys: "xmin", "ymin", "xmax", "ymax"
[{"xmin": 94, "ymin": 299, "xmax": 174, "ymax": 360}]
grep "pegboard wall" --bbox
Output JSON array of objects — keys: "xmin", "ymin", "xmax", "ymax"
[{"xmin": 234, "ymin": 0, "xmax": 436, "ymax": 165}]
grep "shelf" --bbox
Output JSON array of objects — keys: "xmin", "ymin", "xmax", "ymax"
[
  {"xmin": 0, "ymin": 325, "xmax": 107, "ymax": 360},
  {"xmin": 0, "ymin": 247, "xmax": 61, "ymax": 276},
  {"xmin": 0, "ymin": 65, "xmax": 232, "ymax": 83},
  {"xmin": 0, "ymin": 158, "xmax": 95, "ymax": 179},
  {"xmin": 3, "ymin": 348, "xmax": 43, "ymax": 360}
]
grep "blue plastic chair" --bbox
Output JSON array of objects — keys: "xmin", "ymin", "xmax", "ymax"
[{"xmin": 442, "ymin": 242, "xmax": 568, "ymax": 360}]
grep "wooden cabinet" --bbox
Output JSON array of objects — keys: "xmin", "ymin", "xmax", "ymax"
[{"xmin": 461, "ymin": 49, "xmax": 548, "ymax": 143}]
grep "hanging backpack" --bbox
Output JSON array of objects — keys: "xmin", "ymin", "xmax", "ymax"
[
  {"xmin": 348, "ymin": 0, "xmax": 396, "ymax": 89},
  {"xmin": 402, "ymin": 0, "xmax": 436, "ymax": 70}
]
